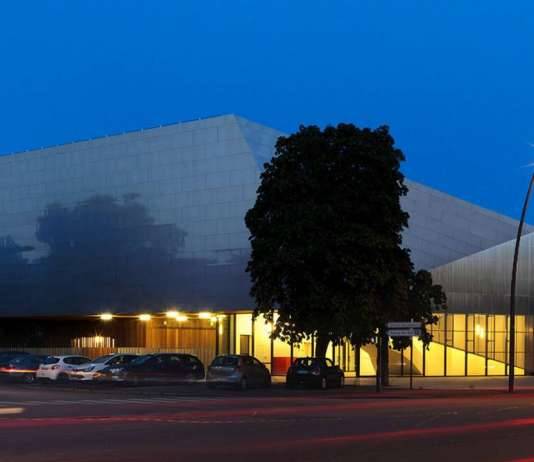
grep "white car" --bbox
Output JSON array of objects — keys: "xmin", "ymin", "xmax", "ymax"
[
  {"xmin": 70, "ymin": 354, "xmax": 138, "ymax": 381},
  {"xmin": 36, "ymin": 355, "xmax": 91, "ymax": 382}
]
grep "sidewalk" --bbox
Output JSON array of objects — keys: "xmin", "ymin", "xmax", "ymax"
[
  {"xmin": 351, "ymin": 375, "xmax": 534, "ymax": 391},
  {"xmin": 273, "ymin": 375, "xmax": 534, "ymax": 391}
]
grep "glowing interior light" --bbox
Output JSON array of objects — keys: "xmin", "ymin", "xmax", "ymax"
[
  {"xmin": 198, "ymin": 312, "xmax": 212, "ymax": 319},
  {"xmin": 176, "ymin": 314, "xmax": 188, "ymax": 322},
  {"xmin": 138, "ymin": 314, "xmax": 152, "ymax": 322},
  {"xmin": 100, "ymin": 313, "xmax": 113, "ymax": 321},
  {"xmin": 475, "ymin": 324, "xmax": 485, "ymax": 339},
  {"xmin": 166, "ymin": 310, "xmax": 179, "ymax": 319}
]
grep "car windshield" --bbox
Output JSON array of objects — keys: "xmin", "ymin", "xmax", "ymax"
[
  {"xmin": 92, "ymin": 354, "xmax": 115, "ymax": 364},
  {"xmin": 43, "ymin": 356, "xmax": 60, "ymax": 365},
  {"xmin": 211, "ymin": 356, "xmax": 239, "ymax": 367},
  {"xmin": 294, "ymin": 358, "xmax": 319, "ymax": 368}
]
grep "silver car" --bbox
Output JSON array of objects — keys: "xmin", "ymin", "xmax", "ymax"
[{"xmin": 206, "ymin": 355, "xmax": 271, "ymax": 390}]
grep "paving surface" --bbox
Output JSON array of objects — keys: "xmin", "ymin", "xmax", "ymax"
[{"xmin": 2, "ymin": 377, "xmax": 534, "ymax": 461}]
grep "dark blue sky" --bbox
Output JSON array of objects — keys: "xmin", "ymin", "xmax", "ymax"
[{"xmin": 1, "ymin": 1, "xmax": 533, "ymax": 219}]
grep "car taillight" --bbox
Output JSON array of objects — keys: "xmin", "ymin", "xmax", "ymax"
[{"xmin": 311, "ymin": 368, "xmax": 321, "ymax": 376}]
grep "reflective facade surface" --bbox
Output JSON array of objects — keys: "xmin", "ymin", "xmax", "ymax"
[
  {"xmin": 401, "ymin": 180, "xmax": 530, "ymax": 270},
  {"xmin": 0, "ymin": 114, "xmax": 525, "ymax": 317},
  {"xmin": 0, "ymin": 115, "xmax": 283, "ymax": 315},
  {"xmin": 432, "ymin": 231, "xmax": 534, "ymax": 316}
]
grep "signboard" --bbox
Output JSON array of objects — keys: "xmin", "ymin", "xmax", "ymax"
[
  {"xmin": 387, "ymin": 322, "xmax": 421, "ymax": 329},
  {"xmin": 387, "ymin": 328, "xmax": 421, "ymax": 337}
]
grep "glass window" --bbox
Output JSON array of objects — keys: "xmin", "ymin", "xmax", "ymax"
[
  {"xmin": 131, "ymin": 355, "xmax": 153, "ymax": 365},
  {"xmin": 93, "ymin": 354, "xmax": 115, "ymax": 364},
  {"xmin": 211, "ymin": 356, "xmax": 239, "ymax": 367},
  {"xmin": 235, "ymin": 314, "xmax": 252, "ymax": 355},
  {"xmin": 166, "ymin": 355, "xmax": 183, "ymax": 366},
  {"xmin": 294, "ymin": 358, "xmax": 317, "ymax": 368},
  {"xmin": 253, "ymin": 314, "xmax": 272, "ymax": 367},
  {"xmin": 425, "ymin": 341, "xmax": 445, "ymax": 376}
]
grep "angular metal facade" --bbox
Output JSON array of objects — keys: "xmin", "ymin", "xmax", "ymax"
[
  {"xmin": 431, "ymin": 232, "xmax": 534, "ymax": 316},
  {"xmin": 401, "ymin": 180, "xmax": 529, "ymax": 270},
  {"xmin": 0, "ymin": 114, "xmax": 525, "ymax": 317}
]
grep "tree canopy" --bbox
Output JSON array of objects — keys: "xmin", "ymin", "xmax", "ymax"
[{"xmin": 245, "ymin": 124, "xmax": 446, "ymax": 356}]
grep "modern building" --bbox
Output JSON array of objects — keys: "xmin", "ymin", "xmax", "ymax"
[{"xmin": 0, "ymin": 114, "xmax": 530, "ymax": 375}]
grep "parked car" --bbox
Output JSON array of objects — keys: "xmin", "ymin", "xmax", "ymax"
[
  {"xmin": 286, "ymin": 357, "xmax": 344, "ymax": 389},
  {"xmin": 0, "ymin": 351, "xmax": 29, "ymax": 368},
  {"xmin": 111, "ymin": 353, "xmax": 205, "ymax": 384},
  {"xmin": 36, "ymin": 355, "xmax": 92, "ymax": 382},
  {"xmin": 0, "ymin": 354, "xmax": 45, "ymax": 383},
  {"xmin": 70, "ymin": 354, "xmax": 138, "ymax": 381},
  {"xmin": 206, "ymin": 354, "xmax": 271, "ymax": 390}
]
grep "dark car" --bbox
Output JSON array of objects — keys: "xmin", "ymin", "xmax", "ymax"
[
  {"xmin": 0, "ymin": 354, "xmax": 45, "ymax": 383},
  {"xmin": 286, "ymin": 357, "xmax": 344, "ymax": 389},
  {"xmin": 206, "ymin": 355, "xmax": 271, "ymax": 390},
  {"xmin": 112, "ymin": 353, "xmax": 205, "ymax": 384},
  {"xmin": 0, "ymin": 351, "xmax": 29, "ymax": 368}
]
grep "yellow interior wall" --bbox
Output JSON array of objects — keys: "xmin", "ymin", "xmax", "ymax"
[{"xmin": 360, "ymin": 345, "xmax": 376, "ymax": 375}]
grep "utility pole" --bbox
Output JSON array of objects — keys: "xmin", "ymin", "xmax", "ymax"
[{"xmin": 509, "ymin": 173, "xmax": 534, "ymax": 393}]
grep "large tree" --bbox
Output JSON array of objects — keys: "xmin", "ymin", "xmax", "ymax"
[{"xmin": 245, "ymin": 124, "xmax": 446, "ymax": 359}]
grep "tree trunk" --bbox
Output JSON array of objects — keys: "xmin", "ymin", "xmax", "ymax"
[
  {"xmin": 315, "ymin": 334, "xmax": 330, "ymax": 358},
  {"xmin": 380, "ymin": 332, "xmax": 390, "ymax": 386}
]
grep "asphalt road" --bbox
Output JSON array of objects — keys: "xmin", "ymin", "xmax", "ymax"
[{"xmin": 2, "ymin": 381, "xmax": 534, "ymax": 462}]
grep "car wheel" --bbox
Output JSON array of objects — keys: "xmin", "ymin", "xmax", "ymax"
[
  {"xmin": 57, "ymin": 373, "xmax": 69, "ymax": 383},
  {"xmin": 239, "ymin": 377, "xmax": 248, "ymax": 391},
  {"xmin": 320, "ymin": 376, "xmax": 328, "ymax": 390},
  {"xmin": 23, "ymin": 373, "xmax": 35, "ymax": 384}
]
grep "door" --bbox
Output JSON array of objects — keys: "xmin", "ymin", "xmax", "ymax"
[
  {"xmin": 240, "ymin": 335, "xmax": 250, "ymax": 355},
  {"xmin": 182, "ymin": 355, "xmax": 203, "ymax": 380},
  {"xmin": 240, "ymin": 356, "xmax": 258, "ymax": 385},
  {"xmin": 252, "ymin": 357, "xmax": 268, "ymax": 385},
  {"xmin": 324, "ymin": 358, "xmax": 338, "ymax": 384},
  {"xmin": 141, "ymin": 355, "xmax": 166, "ymax": 382},
  {"xmin": 164, "ymin": 355, "xmax": 186, "ymax": 382}
]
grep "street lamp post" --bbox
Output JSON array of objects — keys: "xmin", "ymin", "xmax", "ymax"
[{"xmin": 509, "ymin": 173, "xmax": 534, "ymax": 393}]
